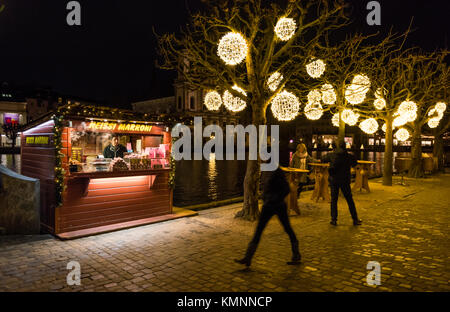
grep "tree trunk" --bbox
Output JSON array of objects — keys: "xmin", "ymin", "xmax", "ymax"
[
  {"xmin": 235, "ymin": 104, "xmax": 264, "ymax": 221},
  {"xmin": 408, "ymin": 122, "xmax": 424, "ymax": 178},
  {"xmin": 382, "ymin": 115, "xmax": 393, "ymax": 186},
  {"xmin": 338, "ymin": 109, "xmax": 345, "ymax": 146},
  {"xmin": 433, "ymin": 134, "xmax": 444, "ymax": 172}
]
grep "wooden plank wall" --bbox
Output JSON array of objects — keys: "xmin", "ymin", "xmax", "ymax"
[
  {"xmin": 59, "ymin": 172, "xmax": 171, "ymax": 233},
  {"xmin": 21, "ymin": 120, "xmax": 56, "ymax": 233}
]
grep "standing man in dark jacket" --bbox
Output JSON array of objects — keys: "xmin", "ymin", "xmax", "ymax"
[
  {"xmin": 322, "ymin": 141, "xmax": 362, "ymax": 226},
  {"xmin": 235, "ymin": 166, "xmax": 301, "ymax": 267}
]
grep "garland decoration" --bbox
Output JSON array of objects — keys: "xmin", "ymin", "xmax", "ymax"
[{"xmin": 52, "ymin": 113, "xmax": 66, "ymax": 207}]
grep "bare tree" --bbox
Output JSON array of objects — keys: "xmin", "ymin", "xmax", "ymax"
[{"xmin": 157, "ymin": 0, "xmax": 348, "ymax": 220}]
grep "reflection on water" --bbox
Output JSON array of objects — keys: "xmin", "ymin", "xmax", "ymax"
[
  {"xmin": 0, "ymin": 154, "xmax": 21, "ymax": 173},
  {"xmin": 174, "ymin": 155, "xmax": 247, "ymax": 207}
]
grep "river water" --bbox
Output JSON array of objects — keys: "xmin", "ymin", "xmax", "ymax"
[{"xmin": 0, "ymin": 151, "xmax": 404, "ymax": 207}]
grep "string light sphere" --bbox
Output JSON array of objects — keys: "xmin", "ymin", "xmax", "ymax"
[
  {"xmin": 321, "ymin": 84, "xmax": 336, "ymax": 105},
  {"xmin": 331, "ymin": 113, "xmax": 340, "ymax": 127},
  {"xmin": 359, "ymin": 118, "xmax": 379, "ymax": 134},
  {"xmin": 307, "ymin": 89, "xmax": 322, "ymax": 104},
  {"xmin": 428, "ymin": 117, "xmax": 440, "ymax": 128},
  {"xmin": 345, "ymin": 84, "xmax": 367, "ymax": 105},
  {"xmin": 382, "ymin": 123, "xmax": 386, "ymax": 132},
  {"xmin": 274, "ymin": 17, "xmax": 297, "ymax": 41},
  {"xmin": 375, "ymin": 87, "xmax": 386, "ymax": 99},
  {"xmin": 352, "ymin": 74, "xmax": 371, "ymax": 92},
  {"xmin": 306, "ymin": 59, "xmax": 326, "ymax": 78},
  {"xmin": 393, "ymin": 115, "xmax": 408, "ymax": 128},
  {"xmin": 270, "ymin": 90, "xmax": 300, "ymax": 121},
  {"xmin": 428, "ymin": 107, "xmax": 443, "ymax": 120},
  {"xmin": 217, "ymin": 32, "xmax": 248, "ymax": 65},
  {"xmin": 232, "ymin": 84, "xmax": 247, "ymax": 96},
  {"xmin": 398, "ymin": 101, "xmax": 418, "ymax": 122},
  {"xmin": 341, "ymin": 109, "xmax": 359, "ymax": 126},
  {"xmin": 435, "ymin": 102, "xmax": 447, "ymax": 113},
  {"xmin": 304, "ymin": 102, "xmax": 323, "ymax": 120},
  {"xmin": 395, "ymin": 128, "xmax": 410, "ymax": 142},
  {"xmin": 204, "ymin": 91, "xmax": 222, "ymax": 111},
  {"xmin": 223, "ymin": 90, "xmax": 246, "ymax": 112},
  {"xmin": 374, "ymin": 98, "xmax": 386, "ymax": 110},
  {"xmin": 267, "ymin": 72, "xmax": 283, "ymax": 92}
]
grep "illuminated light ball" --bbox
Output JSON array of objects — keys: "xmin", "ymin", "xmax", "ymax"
[
  {"xmin": 204, "ymin": 91, "xmax": 222, "ymax": 111},
  {"xmin": 427, "ymin": 117, "xmax": 440, "ymax": 128},
  {"xmin": 274, "ymin": 17, "xmax": 297, "ymax": 41},
  {"xmin": 398, "ymin": 101, "xmax": 418, "ymax": 122},
  {"xmin": 382, "ymin": 123, "xmax": 386, "ymax": 132},
  {"xmin": 395, "ymin": 128, "xmax": 410, "ymax": 142},
  {"xmin": 345, "ymin": 84, "xmax": 367, "ymax": 105},
  {"xmin": 270, "ymin": 90, "xmax": 300, "ymax": 121},
  {"xmin": 331, "ymin": 113, "xmax": 340, "ymax": 127},
  {"xmin": 435, "ymin": 102, "xmax": 447, "ymax": 113},
  {"xmin": 307, "ymin": 89, "xmax": 322, "ymax": 104},
  {"xmin": 352, "ymin": 74, "xmax": 371, "ymax": 92},
  {"xmin": 304, "ymin": 102, "xmax": 323, "ymax": 120},
  {"xmin": 321, "ymin": 84, "xmax": 336, "ymax": 105},
  {"xmin": 267, "ymin": 71, "xmax": 284, "ymax": 92},
  {"xmin": 428, "ymin": 107, "xmax": 443, "ymax": 120},
  {"xmin": 341, "ymin": 109, "xmax": 359, "ymax": 126},
  {"xmin": 374, "ymin": 98, "xmax": 386, "ymax": 110},
  {"xmin": 375, "ymin": 87, "xmax": 385, "ymax": 99},
  {"xmin": 393, "ymin": 115, "xmax": 408, "ymax": 127},
  {"xmin": 359, "ymin": 118, "xmax": 379, "ymax": 134},
  {"xmin": 223, "ymin": 90, "xmax": 246, "ymax": 112},
  {"xmin": 306, "ymin": 59, "xmax": 326, "ymax": 78},
  {"xmin": 217, "ymin": 32, "xmax": 248, "ymax": 65}
]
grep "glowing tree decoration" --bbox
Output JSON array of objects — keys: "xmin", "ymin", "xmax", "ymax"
[
  {"xmin": 345, "ymin": 74, "xmax": 371, "ymax": 105},
  {"xmin": 331, "ymin": 113, "xmax": 340, "ymax": 127},
  {"xmin": 223, "ymin": 88, "xmax": 246, "ymax": 112},
  {"xmin": 375, "ymin": 87, "xmax": 385, "ymax": 99},
  {"xmin": 304, "ymin": 102, "xmax": 323, "ymax": 120},
  {"xmin": 321, "ymin": 84, "xmax": 336, "ymax": 105},
  {"xmin": 374, "ymin": 98, "xmax": 386, "ymax": 110},
  {"xmin": 359, "ymin": 118, "xmax": 379, "ymax": 134},
  {"xmin": 398, "ymin": 101, "xmax": 418, "ymax": 122},
  {"xmin": 341, "ymin": 109, "xmax": 359, "ymax": 126},
  {"xmin": 270, "ymin": 90, "xmax": 300, "ymax": 121},
  {"xmin": 393, "ymin": 115, "xmax": 408, "ymax": 127},
  {"xmin": 428, "ymin": 118, "xmax": 440, "ymax": 128},
  {"xmin": 428, "ymin": 107, "xmax": 444, "ymax": 119},
  {"xmin": 204, "ymin": 90, "xmax": 223, "ymax": 111},
  {"xmin": 306, "ymin": 59, "xmax": 326, "ymax": 78},
  {"xmin": 267, "ymin": 71, "xmax": 283, "ymax": 92},
  {"xmin": 382, "ymin": 123, "xmax": 386, "ymax": 132},
  {"xmin": 232, "ymin": 84, "xmax": 247, "ymax": 96},
  {"xmin": 217, "ymin": 32, "xmax": 248, "ymax": 65},
  {"xmin": 435, "ymin": 102, "xmax": 447, "ymax": 113},
  {"xmin": 274, "ymin": 17, "xmax": 296, "ymax": 41},
  {"xmin": 307, "ymin": 89, "xmax": 322, "ymax": 104},
  {"xmin": 395, "ymin": 128, "xmax": 410, "ymax": 142}
]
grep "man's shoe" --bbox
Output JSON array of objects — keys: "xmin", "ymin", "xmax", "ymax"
[
  {"xmin": 330, "ymin": 220, "xmax": 337, "ymax": 226},
  {"xmin": 353, "ymin": 219, "xmax": 362, "ymax": 226},
  {"xmin": 287, "ymin": 253, "xmax": 301, "ymax": 265},
  {"xmin": 234, "ymin": 258, "xmax": 251, "ymax": 267}
]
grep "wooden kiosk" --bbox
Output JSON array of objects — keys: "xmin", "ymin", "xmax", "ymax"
[{"xmin": 21, "ymin": 104, "xmax": 177, "ymax": 239}]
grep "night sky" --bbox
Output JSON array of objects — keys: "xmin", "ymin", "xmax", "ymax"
[{"xmin": 0, "ymin": 0, "xmax": 448, "ymax": 108}]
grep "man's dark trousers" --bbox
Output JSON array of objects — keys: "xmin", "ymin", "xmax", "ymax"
[
  {"xmin": 245, "ymin": 202, "xmax": 299, "ymax": 260},
  {"xmin": 330, "ymin": 182, "xmax": 358, "ymax": 222}
]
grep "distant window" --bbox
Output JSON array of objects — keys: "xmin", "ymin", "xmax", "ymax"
[
  {"xmin": 178, "ymin": 96, "xmax": 182, "ymax": 110},
  {"xmin": 190, "ymin": 96, "xmax": 195, "ymax": 110}
]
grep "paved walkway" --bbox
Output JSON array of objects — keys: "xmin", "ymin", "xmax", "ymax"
[{"xmin": 0, "ymin": 174, "xmax": 449, "ymax": 292}]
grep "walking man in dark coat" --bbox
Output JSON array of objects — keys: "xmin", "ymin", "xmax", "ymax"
[
  {"xmin": 235, "ymin": 166, "xmax": 301, "ymax": 267},
  {"xmin": 322, "ymin": 141, "xmax": 362, "ymax": 226}
]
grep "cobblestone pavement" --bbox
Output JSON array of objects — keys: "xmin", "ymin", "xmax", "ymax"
[{"xmin": 0, "ymin": 174, "xmax": 449, "ymax": 292}]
